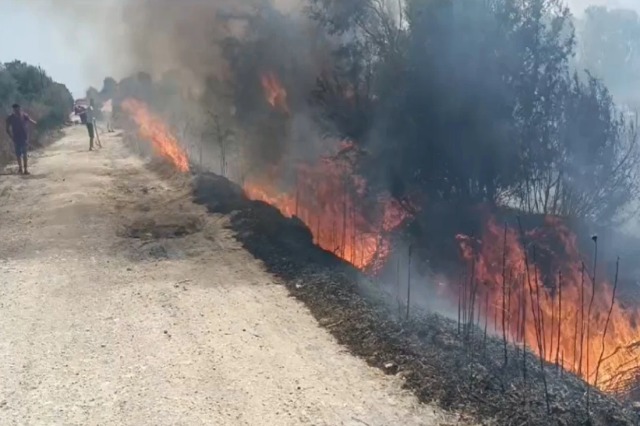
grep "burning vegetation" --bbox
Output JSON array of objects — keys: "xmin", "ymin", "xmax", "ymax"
[
  {"xmin": 93, "ymin": 0, "xmax": 640, "ymax": 422},
  {"xmin": 121, "ymin": 98, "xmax": 190, "ymax": 172},
  {"xmin": 118, "ymin": 79, "xmax": 640, "ymax": 404}
]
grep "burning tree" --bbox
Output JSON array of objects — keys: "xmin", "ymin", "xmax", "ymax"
[
  {"xmin": 216, "ymin": 0, "xmax": 640, "ymax": 396},
  {"xmin": 309, "ymin": 0, "xmax": 639, "ymax": 223},
  {"xmin": 302, "ymin": 0, "xmax": 640, "ymax": 396}
]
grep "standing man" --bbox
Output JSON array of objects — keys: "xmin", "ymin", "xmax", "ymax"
[
  {"xmin": 5, "ymin": 104, "xmax": 37, "ymax": 175},
  {"xmin": 79, "ymin": 98, "xmax": 100, "ymax": 150}
]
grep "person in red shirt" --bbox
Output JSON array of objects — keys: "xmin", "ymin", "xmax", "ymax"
[{"xmin": 5, "ymin": 104, "xmax": 37, "ymax": 174}]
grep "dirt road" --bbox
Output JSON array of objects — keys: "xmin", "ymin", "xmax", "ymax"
[{"xmin": 0, "ymin": 127, "xmax": 461, "ymax": 425}]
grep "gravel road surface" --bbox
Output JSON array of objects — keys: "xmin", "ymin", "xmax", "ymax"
[{"xmin": 0, "ymin": 127, "xmax": 464, "ymax": 426}]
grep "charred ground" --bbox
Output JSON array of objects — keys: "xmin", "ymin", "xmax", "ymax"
[{"xmin": 193, "ymin": 171, "xmax": 640, "ymax": 426}]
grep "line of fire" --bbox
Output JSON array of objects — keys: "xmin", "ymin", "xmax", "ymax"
[
  {"xmin": 118, "ymin": 70, "xmax": 640, "ymax": 400},
  {"xmin": 104, "ymin": 2, "xmax": 640, "ymax": 410}
]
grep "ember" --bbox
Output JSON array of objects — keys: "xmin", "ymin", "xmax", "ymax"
[{"xmin": 252, "ymin": 72, "xmax": 640, "ymax": 393}]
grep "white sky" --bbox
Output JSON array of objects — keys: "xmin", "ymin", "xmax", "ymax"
[
  {"xmin": 0, "ymin": 0, "xmax": 125, "ymax": 98},
  {"xmin": 569, "ymin": 0, "xmax": 640, "ymax": 13},
  {"xmin": 0, "ymin": 1, "xmax": 86, "ymax": 97},
  {"xmin": 0, "ymin": 0, "xmax": 638, "ymax": 99}
]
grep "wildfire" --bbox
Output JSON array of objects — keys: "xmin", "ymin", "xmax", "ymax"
[
  {"xmin": 251, "ymin": 72, "xmax": 411, "ymax": 269},
  {"xmin": 457, "ymin": 216, "xmax": 640, "ymax": 393},
  {"xmin": 120, "ymin": 75, "xmax": 640, "ymax": 396},
  {"xmin": 260, "ymin": 72, "xmax": 289, "ymax": 114},
  {"xmin": 243, "ymin": 152, "xmax": 410, "ymax": 270},
  {"xmin": 121, "ymin": 98, "xmax": 190, "ymax": 172},
  {"xmin": 253, "ymin": 72, "xmax": 640, "ymax": 394}
]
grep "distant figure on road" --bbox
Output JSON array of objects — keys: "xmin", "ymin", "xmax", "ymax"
[
  {"xmin": 79, "ymin": 98, "xmax": 100, "ymax": 150},
  {"xmin": 101, "ymin": 99, "xmax": 114, "ymax": 133},
  {"xmin": 5, "ymin": 103, "xmax": 37, "ymax": 175}
]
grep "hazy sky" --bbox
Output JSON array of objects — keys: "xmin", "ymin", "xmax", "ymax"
[
  {"xmin": 0, "ymin": 1, "xmax": 85, "ymax": 96},
  {"xmin": 1, "ymin": 0, "xmax": 124, "ymax": 98},
  {"xmin": 1, "ymin": 0, "xmax": 638, "ymax": 98}
]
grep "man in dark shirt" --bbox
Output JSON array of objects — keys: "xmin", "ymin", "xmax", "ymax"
[{"xmin": 6, "ymin": 104, "xmax": 37, "ymax": 174}]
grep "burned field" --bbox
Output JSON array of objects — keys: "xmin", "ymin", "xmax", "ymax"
[
  {"xmin": 193, "ymin": 172, "xmax": 640, "ymax": 426},
  {"xmin": 119, "ymin": 94, "xmax": 640, "ymax": 425}
]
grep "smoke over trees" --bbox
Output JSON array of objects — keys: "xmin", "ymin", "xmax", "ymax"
[
  {"xmin": 84, "ymin": 0, "xmax": 639, "ymax": 228},
  {"xmin": 298, "ymin": 0, "xmax": 639, "ymax": 226}
]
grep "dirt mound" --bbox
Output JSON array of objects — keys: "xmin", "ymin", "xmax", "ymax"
[
  {"xmin": 193, "ymin": 171, "xmax": 639, "ymax": 426},
  {"xmin": 122, "ymin": 215, "xmax": 202, "ymax": 239}
]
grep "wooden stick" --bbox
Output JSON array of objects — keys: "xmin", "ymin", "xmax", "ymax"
[
  {"xmin": 594, "ymin": 257, "xmax": 619, "ymax": 388},
  {"xmin": 405, "ymin": 244, "xmax": 413, "ymax": 320}
]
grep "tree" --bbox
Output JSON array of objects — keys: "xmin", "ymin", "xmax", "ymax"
[
  {"xmin": 0, "ymin": 68, "xmax": 18, "ymax": 110},
  {"xmin": 555, "ymin": 74, "xmax": 639, "ymax": 222},
  {"xmin": 101, "ymin": 77, "xmax": 118, "ymax": 98},
  {"xmin": 306, "ymin": 0, "xmax": 638, "ymax": 225},
  {"xmin": 86, "ymin": 86, "xmax": 100, "ymax": 102},
  {"xmin": 0, "ymin": 61, "xmax": 73, "ymax": 163},
  {"xmin": 3, "ymin": 61, "xmax": 48, "ymax": 101}
]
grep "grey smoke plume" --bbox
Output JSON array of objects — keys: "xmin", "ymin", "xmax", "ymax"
[
  {"xmin": 15, "ymin": 0, "xmax": 323, "ymax": 178},
  {"xmin": 17, "ymin": 0, "xmax": 305, "ymax": 94}
]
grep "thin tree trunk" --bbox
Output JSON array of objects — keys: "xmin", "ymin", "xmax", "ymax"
[
  {"xmin": 594, "ymin": 257, "xmax": 619, "ymax": 388},
  {"xmin": 405, "ymin": 245, "xmax": 412, "ymax": 320},
  {"xmin": 556, "ymin": 270, "xmax": 563, "ymax": 369},
  {"xmin": 502, "ymin": 223, "xmax": 508, "ymax": 365},
  {"xmin": 578, "ymin": 263, "xmax": 586, "ymax": 375},
  {"xmin": 586, "ymin": 237, "xmax": 598, "ymax": 415}
]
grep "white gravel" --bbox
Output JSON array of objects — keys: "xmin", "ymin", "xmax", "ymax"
[{"xmin": 0, "ymin": 126, "xmax": 467, "ymax": 426}]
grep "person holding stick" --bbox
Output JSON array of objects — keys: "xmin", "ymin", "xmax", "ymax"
[
  {"xmin": 79, "ymin": 98, "xmax": 101, "ymax": 150},
  {"xmin": 5, "ymin": 103, "xmax": 37, "ymax": 175}
]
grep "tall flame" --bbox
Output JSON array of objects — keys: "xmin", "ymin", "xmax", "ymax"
[
  {"xmin": 457, "ymin": 216, "xmax": 640, "ymax": 393},
  {"xmin": 121, "ymin": 98, "xmax": 190, "ymax": 172},
  {"xmin": 120, "ymin": 78, "xmax": 640, "ymax": 396},
  {"xmin": 243, "ymin": 150, "xmax": 410, "ymax": 270},
  {"xmin": 254, "ymin": 72, "xmax": 640, "ymax": 394}
]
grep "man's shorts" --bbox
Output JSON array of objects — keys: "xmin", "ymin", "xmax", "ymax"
[
  {"xmin": 86, "ymin": 123, "xmax": 95, "ymax": 139},
  {"xmin": 13, "ymin": 138, "xmax": 27, "ymax": 157}
]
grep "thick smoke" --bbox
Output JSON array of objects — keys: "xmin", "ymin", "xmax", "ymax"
[
  {"xmin": 17, "ymin": 0, "xmax": 640, "ymax": 317},
  {"xmin": 20, "ymin": 1, "xmax": 281, "ymax": 91},
  {"xmin": 26, "ymin": 0, "xmax": 325, "ymax": 172},
  {"xmin": 15, "ymin": 0, "xmax": 302, "ymax": 93}
]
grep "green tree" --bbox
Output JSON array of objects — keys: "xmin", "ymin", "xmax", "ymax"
[{"xmin": 0, "ymin": 61, "xmax": 73, "ymax": 163}]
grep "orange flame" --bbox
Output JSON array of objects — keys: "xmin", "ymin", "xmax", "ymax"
[
  {"xmin": 121, "ymin": 98, "xmax": 190, "ymax": 172},
  {"xmin": 260, "ymin": 72, "xmax": 290, "ymax": 114},
  {"xmin": 457, "ymin": 216, "xmax": 640, "ymax": 393},
  {"xmin": 254, "ymin": 70, "xmax": 640, "ymax": 392},
  {"xmin": 121, "ymin": 77, "xmax": 640, "ymax": 395},
  {"xmin": 243, "ymin": 149, "xmax": 410, "ymax": 270},
  {"xmin": 253, "ymin": 73, "xmax": 408, "ymax": 268}
]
